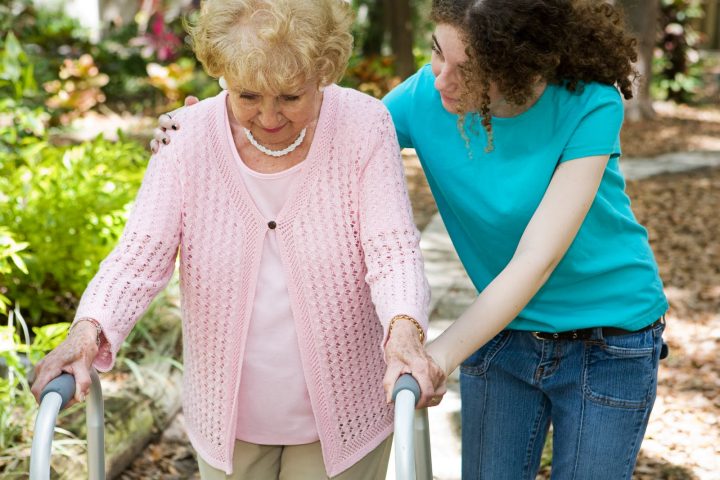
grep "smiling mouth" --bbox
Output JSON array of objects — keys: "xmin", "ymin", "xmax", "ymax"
[{"xmin": 262, "ymin": 125, "xmax": 285, "ymax": 133}]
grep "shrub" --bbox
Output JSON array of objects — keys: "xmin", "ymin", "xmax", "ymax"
[
  {"xmin": 0, "ymin": 309, "xmax": 69, "ymax": 464},
  {"xmin": 341, "ymin": 54, "xmax": 402, "ymax": 99},
  {"xmin": 43, "ymin": 54, "xmax": 110, "ymax": 125},
  {"xmin": 0, "ymin": 135, "xmax": 148, "ymax": 325}
]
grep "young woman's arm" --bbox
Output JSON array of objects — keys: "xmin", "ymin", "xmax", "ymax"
[{"xmin": 427, "ymin": 153, "xmax": 610, "ymax": 375}]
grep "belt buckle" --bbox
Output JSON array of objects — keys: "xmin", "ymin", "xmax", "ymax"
[
  {"xmin": 532, "ymin": 331, "xmax": 562, "ymax": 340},
  {"xmin": 532, "ymin": 331, "xmax": 582, "ymax": 341}
]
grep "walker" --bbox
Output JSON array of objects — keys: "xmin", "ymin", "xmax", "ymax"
[{"xmin": 31, "ymin": 372, "xmax": 432, "ymax": 479}]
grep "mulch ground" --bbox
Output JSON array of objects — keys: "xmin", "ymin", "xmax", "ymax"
[
  {"xmin": 119, "ymin": 102, "xmax": 720, "ymax": 479},
  {"xmin": 624, "ymin": 167, "xmax": 720, "ymax": 480},
  {"xmin": 621, "ymin": 101, "xmax": 720, "ymax": 158}
]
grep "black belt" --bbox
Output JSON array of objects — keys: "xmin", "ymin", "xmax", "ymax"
[{"xmin": 531, "ymin": 317, "xmax": 664, "ymax": 341}]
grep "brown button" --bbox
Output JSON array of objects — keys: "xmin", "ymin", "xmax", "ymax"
[{"xmin": 268, "ymin": 221, "xmax": 277, "ymax": 229}]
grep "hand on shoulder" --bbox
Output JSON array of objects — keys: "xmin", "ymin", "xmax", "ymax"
[{"xmin": 150, "ymin": 96, "xmax": 200, "ymax": 153}]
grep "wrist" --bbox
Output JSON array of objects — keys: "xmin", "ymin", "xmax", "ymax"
[
  {"xmin": 426, "ymin": 341, "xmax": 454, "ymax": 377},
  {"xmin": 69, "ymin": 318, "xmax": 102, "ymax": 346},
  {"xmin": 387, "ymin": 319, "xmax": 418, "ymax": 336},
  {"xmin": 387, "ymin": 314, "xmax": 425, "ymax": 345}
]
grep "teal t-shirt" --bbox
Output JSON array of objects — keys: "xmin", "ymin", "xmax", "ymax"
[{"xmin": 383, "ymin": 65, "xmax": 668, "ymax": 332}]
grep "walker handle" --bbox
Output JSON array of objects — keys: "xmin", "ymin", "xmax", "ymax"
[
  {"xmin": 392, "ymin": 374, "xmax": 433, "ymax": 480},
  {"xmin": 39, "ymin": 373, "xmax": 76, "ymax": 410},
  {"xmin": 31, "ymin": 371, "xmax": 105, "ymax": 480},
  {"xmin": 392, "ymin": 374, "xmax": 421, "ymax": 405}
]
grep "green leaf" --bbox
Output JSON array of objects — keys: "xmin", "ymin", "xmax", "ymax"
[{"xmin": 9, "ymin": 254, "xmax": 28, "ymax": 274}]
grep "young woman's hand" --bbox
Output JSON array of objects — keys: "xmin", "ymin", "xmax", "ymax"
[
  {"xmin": 383, "ymin": 319, "xmax": 447, "ymax": 408},
  {"xmin": 30, "ymin": 321, "xmax": 99, "ymax": 407},
  {"xmin": 150, "ymin": 96, "xmax": 200, "ymax": 153}
]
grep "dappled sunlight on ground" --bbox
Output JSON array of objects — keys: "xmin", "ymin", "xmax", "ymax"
[
  {"xmin": 641, "ymin": 313, "xmax": 720, "ymax": 479},
  {"xmin": 622, "ymin": 102, "xmax": 720, "ymax": 159},
  {"xmin": 625, "ymin": 168, "xmax": 720, "ymax": 480}
]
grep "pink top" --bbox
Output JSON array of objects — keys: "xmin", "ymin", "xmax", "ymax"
[
  {"xmin": 232, "ymin": 149, "xmax": 318, "ymax": 444},
  {"xmin": 75, "ymin": 86, "xmax": 429, "ymax": 477}
]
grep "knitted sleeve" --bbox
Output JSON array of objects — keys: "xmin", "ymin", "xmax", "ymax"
[
  {"xmin": 359, "ymin": 107, "xmax": 430, "ymax": 346},
  {"xmin": 74, "ymin": 146, "xmax": 183, "ymax": 371}
]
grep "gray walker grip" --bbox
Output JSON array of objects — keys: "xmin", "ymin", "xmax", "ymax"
[
  {"xmin": 31, "ymin": 370, "xmax": 105, "ymax": 480},
  {"xmin": 39, "ymin": 373, "xmax": 76, "ymax": 410},
  {"xmin": 392, "ymin": 374, "xmax": 432, "ymax": 480},
  {"xmin": 392, "ymin": 373, "xmax": 421, "ymax": 404}
]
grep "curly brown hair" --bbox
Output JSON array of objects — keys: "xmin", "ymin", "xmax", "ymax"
[{"xmin": 431, "ymin": 0, "xmax": 638, "ymax": 151}]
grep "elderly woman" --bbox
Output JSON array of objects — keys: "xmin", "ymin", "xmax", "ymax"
[{"xmin": 30, "ymin": 0, "xmax": 446, "ymax": 478}]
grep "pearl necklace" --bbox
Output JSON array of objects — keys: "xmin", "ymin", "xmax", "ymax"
[{"xmin": 243, "ymin": 127, "xmax": 307, "ymax": 158}]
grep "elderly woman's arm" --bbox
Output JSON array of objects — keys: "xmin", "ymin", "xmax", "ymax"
[
  {"xmin": 358, "ymin": 107, "xmax": 446, "ymax": 408},
  {"xmin": 31, "ymin": 146, "xmax": 183, "ymax": 403}
]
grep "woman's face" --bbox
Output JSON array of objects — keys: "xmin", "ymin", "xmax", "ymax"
[
  {"xmin": 226, "ymin": 77, "xmax": 323, "ymax": 147},
  {"xmin": 431, "ymin": 23, "xmax": 468, "ymax": 113},
  {"xmin": 430, "ymin": 23, "xmax": 501, "ymax": 114}
]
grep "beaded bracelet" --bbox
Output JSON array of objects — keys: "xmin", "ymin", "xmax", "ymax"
[
  {"xmin": 388, "ymin": 314, "xmax": 425, "ymax": 344},
  {"xmin": 68, "ymin": 318, "xmax": 102, "ymax": 346}
]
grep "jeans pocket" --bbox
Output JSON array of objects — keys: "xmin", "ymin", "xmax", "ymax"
[
  {"xmin": 583, "ymin": 330, "xmax": 661, "ymax": 409},
  {"xmin": 460, "ymin": 331, "xmax": 510, "ymax": 377}
]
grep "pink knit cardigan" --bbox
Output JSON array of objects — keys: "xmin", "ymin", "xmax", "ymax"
[{"xmin": 75, "ymin": 86, "xmax": 430, "ymax": 476}]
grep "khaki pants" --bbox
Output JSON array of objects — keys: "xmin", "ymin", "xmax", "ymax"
[{"xmin": 197, "ymin": 436, "xmax": 392, "ymax": 480}]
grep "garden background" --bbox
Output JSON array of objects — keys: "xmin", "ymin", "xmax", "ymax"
[{"xmin": 1, "ymin": 0, "xmax": 719, "ymax": 479}]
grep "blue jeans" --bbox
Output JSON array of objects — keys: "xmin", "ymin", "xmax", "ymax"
[{"xmin": 459, "ymin": 322, "xmax": 665, "ymax": 480}]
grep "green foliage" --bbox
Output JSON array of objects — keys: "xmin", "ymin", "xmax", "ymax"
[
  {"xmin": 652, "ymin": 0, "xmax": 705, "ymax": 103},
  {"xmin": 0, "ymin": 308, "xmax": 69, "ymax": 457},
  {"xmin": 92, "ymin": 22, "xmax": 165, "ymax": 113},
  {"xmin": 0, "ymin": 0, "xmax": 91, "ymax": 89},
  {"xmin": 0, "ymin": 229, "xmax": 29, "ymax": 316},
  {"xmin": 0, "ymin": 100, "xmax": 49, "ymax": 159},
  {"xmin": 0, "ymin": 32, "xmax": 39, "ymax": 102},
  {"xmin": 1, "ymin": 0, "xmax": 215, "ymax": 115},
  {"xmin": 0, "ymin": 135, "xmax": 147, "ymax": 325}
]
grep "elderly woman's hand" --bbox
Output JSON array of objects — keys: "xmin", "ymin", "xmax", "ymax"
[
  {"xmin": 150, "ymin": 96, "xmax": 200, "ymax": 153},
  {"xmin": 30, "ymin": 320, "xmax": 99, "ymax": 407},
  {"xmin": 383, "ymin": 318, "xmax": 447, "ymax": 409}
]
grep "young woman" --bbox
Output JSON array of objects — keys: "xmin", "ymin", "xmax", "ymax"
[{"xmin": 154, "ymin": 1, "xmax": 668, "ymax": 477}]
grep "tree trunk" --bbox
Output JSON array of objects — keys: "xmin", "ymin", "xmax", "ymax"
[
  {"xmin": 617, "ymin": 0, "xmax": 659, "ymax": 122},
  {"xmin": 386, "ymin": 0, "xmax": 415, "ymax": 79},
  {"xmin": 362, "ymin": 0, "xmax": 385, "ymax": 57}
]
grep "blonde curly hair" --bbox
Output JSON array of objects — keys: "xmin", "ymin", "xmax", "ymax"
[{"xmin": 187, "ymin": 0, "xmax": 354, "ymax": 93}]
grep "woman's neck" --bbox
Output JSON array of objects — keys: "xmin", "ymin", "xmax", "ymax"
[
  {"xmin": 225, "ymin": 93, "xmax": 324, "ymax": 174},
  {"xmin": 490, "ymin": 81, "xmax": 547, "ymax": 118}
]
